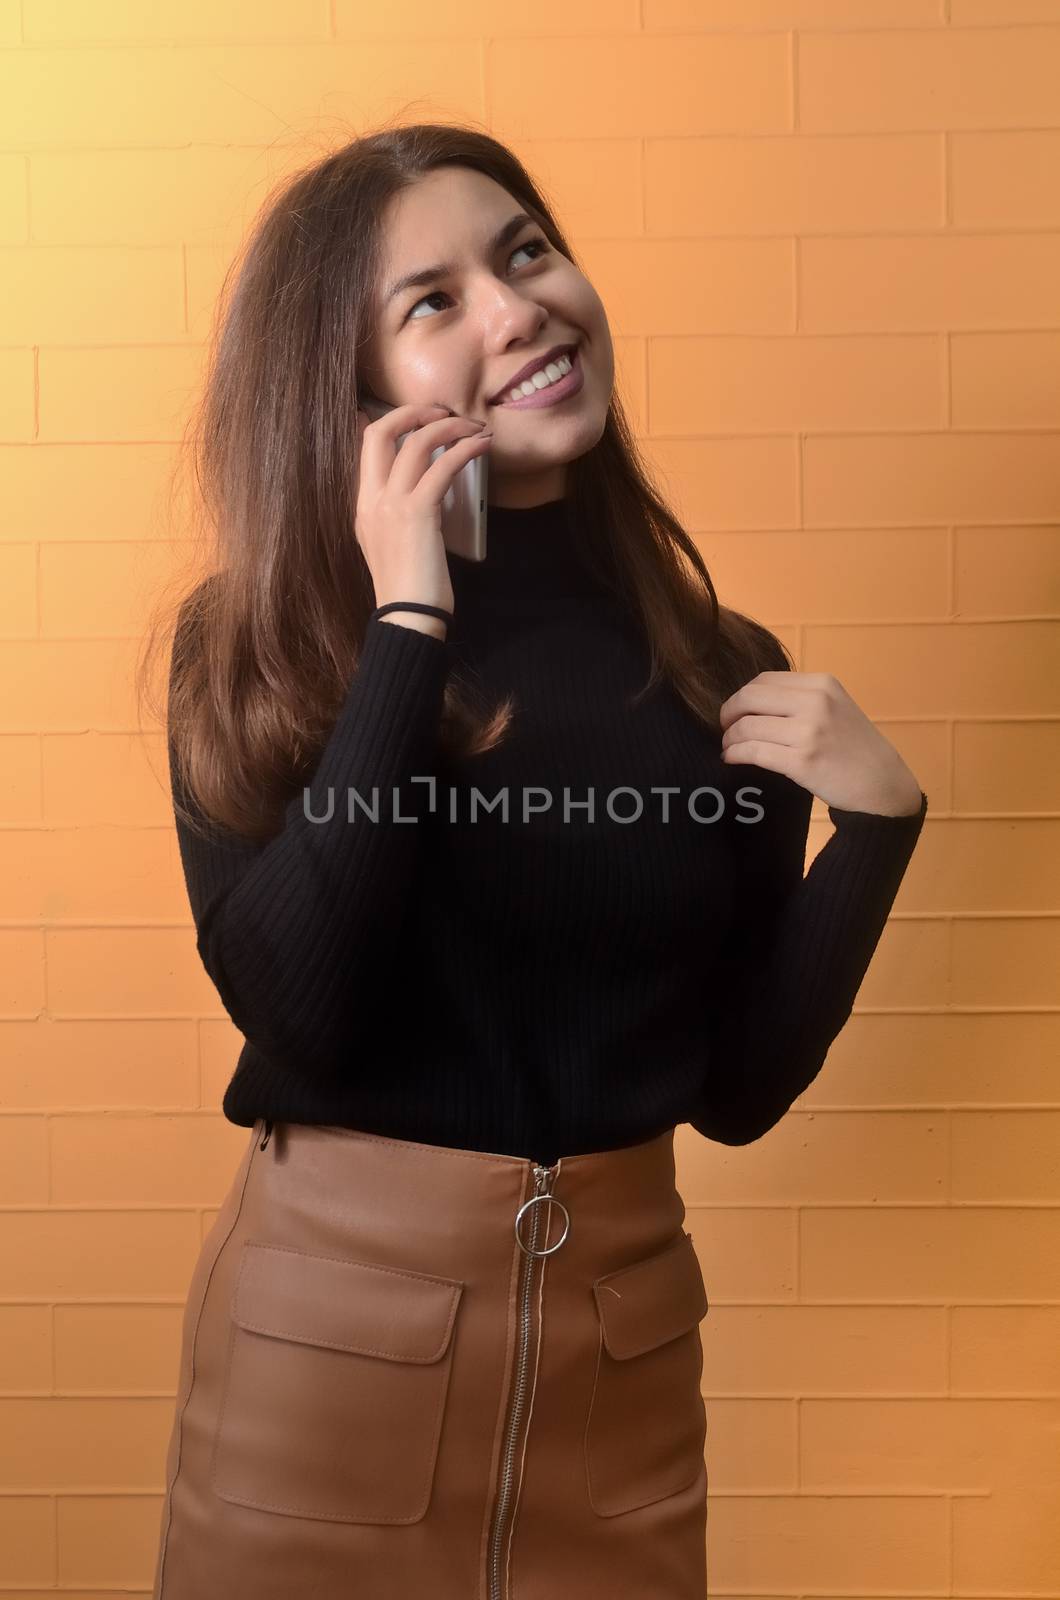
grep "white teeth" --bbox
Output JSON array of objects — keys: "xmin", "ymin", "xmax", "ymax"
[{"xmin": 506, "ymin": 351, "xmax": 573, "ymax": 403}]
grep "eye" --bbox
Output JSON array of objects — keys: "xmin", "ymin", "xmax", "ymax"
[{"xmin": 402, "ymin": 236, "xmax": 551, "ymax": 324}]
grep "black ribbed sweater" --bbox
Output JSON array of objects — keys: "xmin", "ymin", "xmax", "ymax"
[{"xmin": 169, "ymin": 497, "xmax": 927, "ymax": 1166}]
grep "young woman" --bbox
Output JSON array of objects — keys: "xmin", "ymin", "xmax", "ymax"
[{"xmin": 147, "ymin": 123, "xmax": 927, "ymax": 1599}]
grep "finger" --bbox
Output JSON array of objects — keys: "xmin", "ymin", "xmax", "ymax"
[
  {"xmin": 391, "ymin": 416, "xmax": 488, "ymax": 495},
  {"xmin": 357, "ymin": 403, "xmax": 450, "ymax": 482},
  {"xmin": 720, "ymin": 739, "xmax": 794, "ymax": 777},
  {"xmin": 722, "ymin": 713, "xmax": 802, "ymax": 751},
  {"xmin": 392, "ymin": 412, "xmax": 486, "ymax": 473},
  {"xmin": 408, "ymin": 426, "xmax": 493, "ymax": 503},
  {"xmin": 719, "ymin": 674, "xmax": 803, "ymax": 730},
  {"xmin": 364, "ymin": 401, "xmax": 450, "ymax": 434}
]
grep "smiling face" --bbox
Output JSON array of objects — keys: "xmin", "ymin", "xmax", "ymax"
[{"xmin": 358, "ymin": 165, "xmax": 614, "ymax": 509}]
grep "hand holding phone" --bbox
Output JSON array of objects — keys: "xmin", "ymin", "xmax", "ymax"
[
  {"xmin": 353, "ymin": 402, "xmax": 492, "ymax": 633},
  {"xmin": 356, "ymin": 395, "xmax": 489, "ymax": 567}
]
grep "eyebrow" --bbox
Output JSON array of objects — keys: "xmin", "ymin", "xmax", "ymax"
[{"xmin": 383, "ymin": 211, "xmax": 536, "ymax": 309}]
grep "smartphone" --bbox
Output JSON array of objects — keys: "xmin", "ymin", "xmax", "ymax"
[{"xmin": 358, "ymin": 395, "xmax": 488, "ymax": 563}]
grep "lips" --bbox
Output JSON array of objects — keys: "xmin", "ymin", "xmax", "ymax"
[{"xmin": 488, "ymin": 343, "xmax": 577, "ymax": 405}]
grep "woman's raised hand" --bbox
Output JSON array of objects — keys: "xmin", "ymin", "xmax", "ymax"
[
  {"xmin": 353, "ymin": 403, "xmax": 492, "ymax": 633},
  {"xmin": 720, "ymin": 671, "xmax": 924, "ymax": 818}
]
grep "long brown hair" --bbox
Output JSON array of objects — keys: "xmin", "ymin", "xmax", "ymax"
[{"xmin": 137, "ymin": 119, "xmax": 791, "ymax": 845}]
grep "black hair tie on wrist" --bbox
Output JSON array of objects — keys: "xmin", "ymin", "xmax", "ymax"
[{"xmin": 371, "ymin": 602, "xmax": 453, "ymax": 625}]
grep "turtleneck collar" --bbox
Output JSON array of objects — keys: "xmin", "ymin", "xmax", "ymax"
[
  {"xmin": 449, "ymin": 495, "xmax": 594, "ymax": 584},
  {"xmin": 482, "ymin": 495, "xmax": 572, "ymax": 548},
  {"xmin": 445, "ymin": 494, "xmax": 610, "ymax": 636}
]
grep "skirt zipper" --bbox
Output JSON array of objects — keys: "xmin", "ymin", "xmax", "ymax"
[{"xmin": 485, "ymin": 1158, "xmax": 568, "ymax": 1600}]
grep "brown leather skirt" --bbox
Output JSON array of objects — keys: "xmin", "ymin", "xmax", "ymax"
[{"xmin": 151, "ymin": 1118, "xmax": 710, "ymax": 1599}]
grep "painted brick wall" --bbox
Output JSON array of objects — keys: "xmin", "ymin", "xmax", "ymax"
[{"xmin": 0, "ymin": 1, "xmax": 1057, "ymax": 1593}]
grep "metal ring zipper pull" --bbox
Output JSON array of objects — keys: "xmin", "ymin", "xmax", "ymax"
[{"xmin": 515, "ymin": 1193, "xmax": 569, "ymax": 1255}]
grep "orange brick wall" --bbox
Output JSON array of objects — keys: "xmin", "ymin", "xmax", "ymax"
[{"xmin": 1, "ymin": 1, "xmax": 1057, "ymax": 1593}]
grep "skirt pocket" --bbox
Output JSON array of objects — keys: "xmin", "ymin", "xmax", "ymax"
[
  {"xmin": 584, "ymin": 1229, "xmax": 708, "ymax": 1518},
  {"xmin": 210, "ymin": 1240, "xmax": 464, "ymax": 1525}
]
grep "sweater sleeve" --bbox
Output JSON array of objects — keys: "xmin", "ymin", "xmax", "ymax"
[
  {"xmin": 688, "ymin": 760, "xmax": 928, "ymax": 1148},
  {"xmin": 169, "ymin": 610, "xmax": 453, "ymax": 1075}
]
